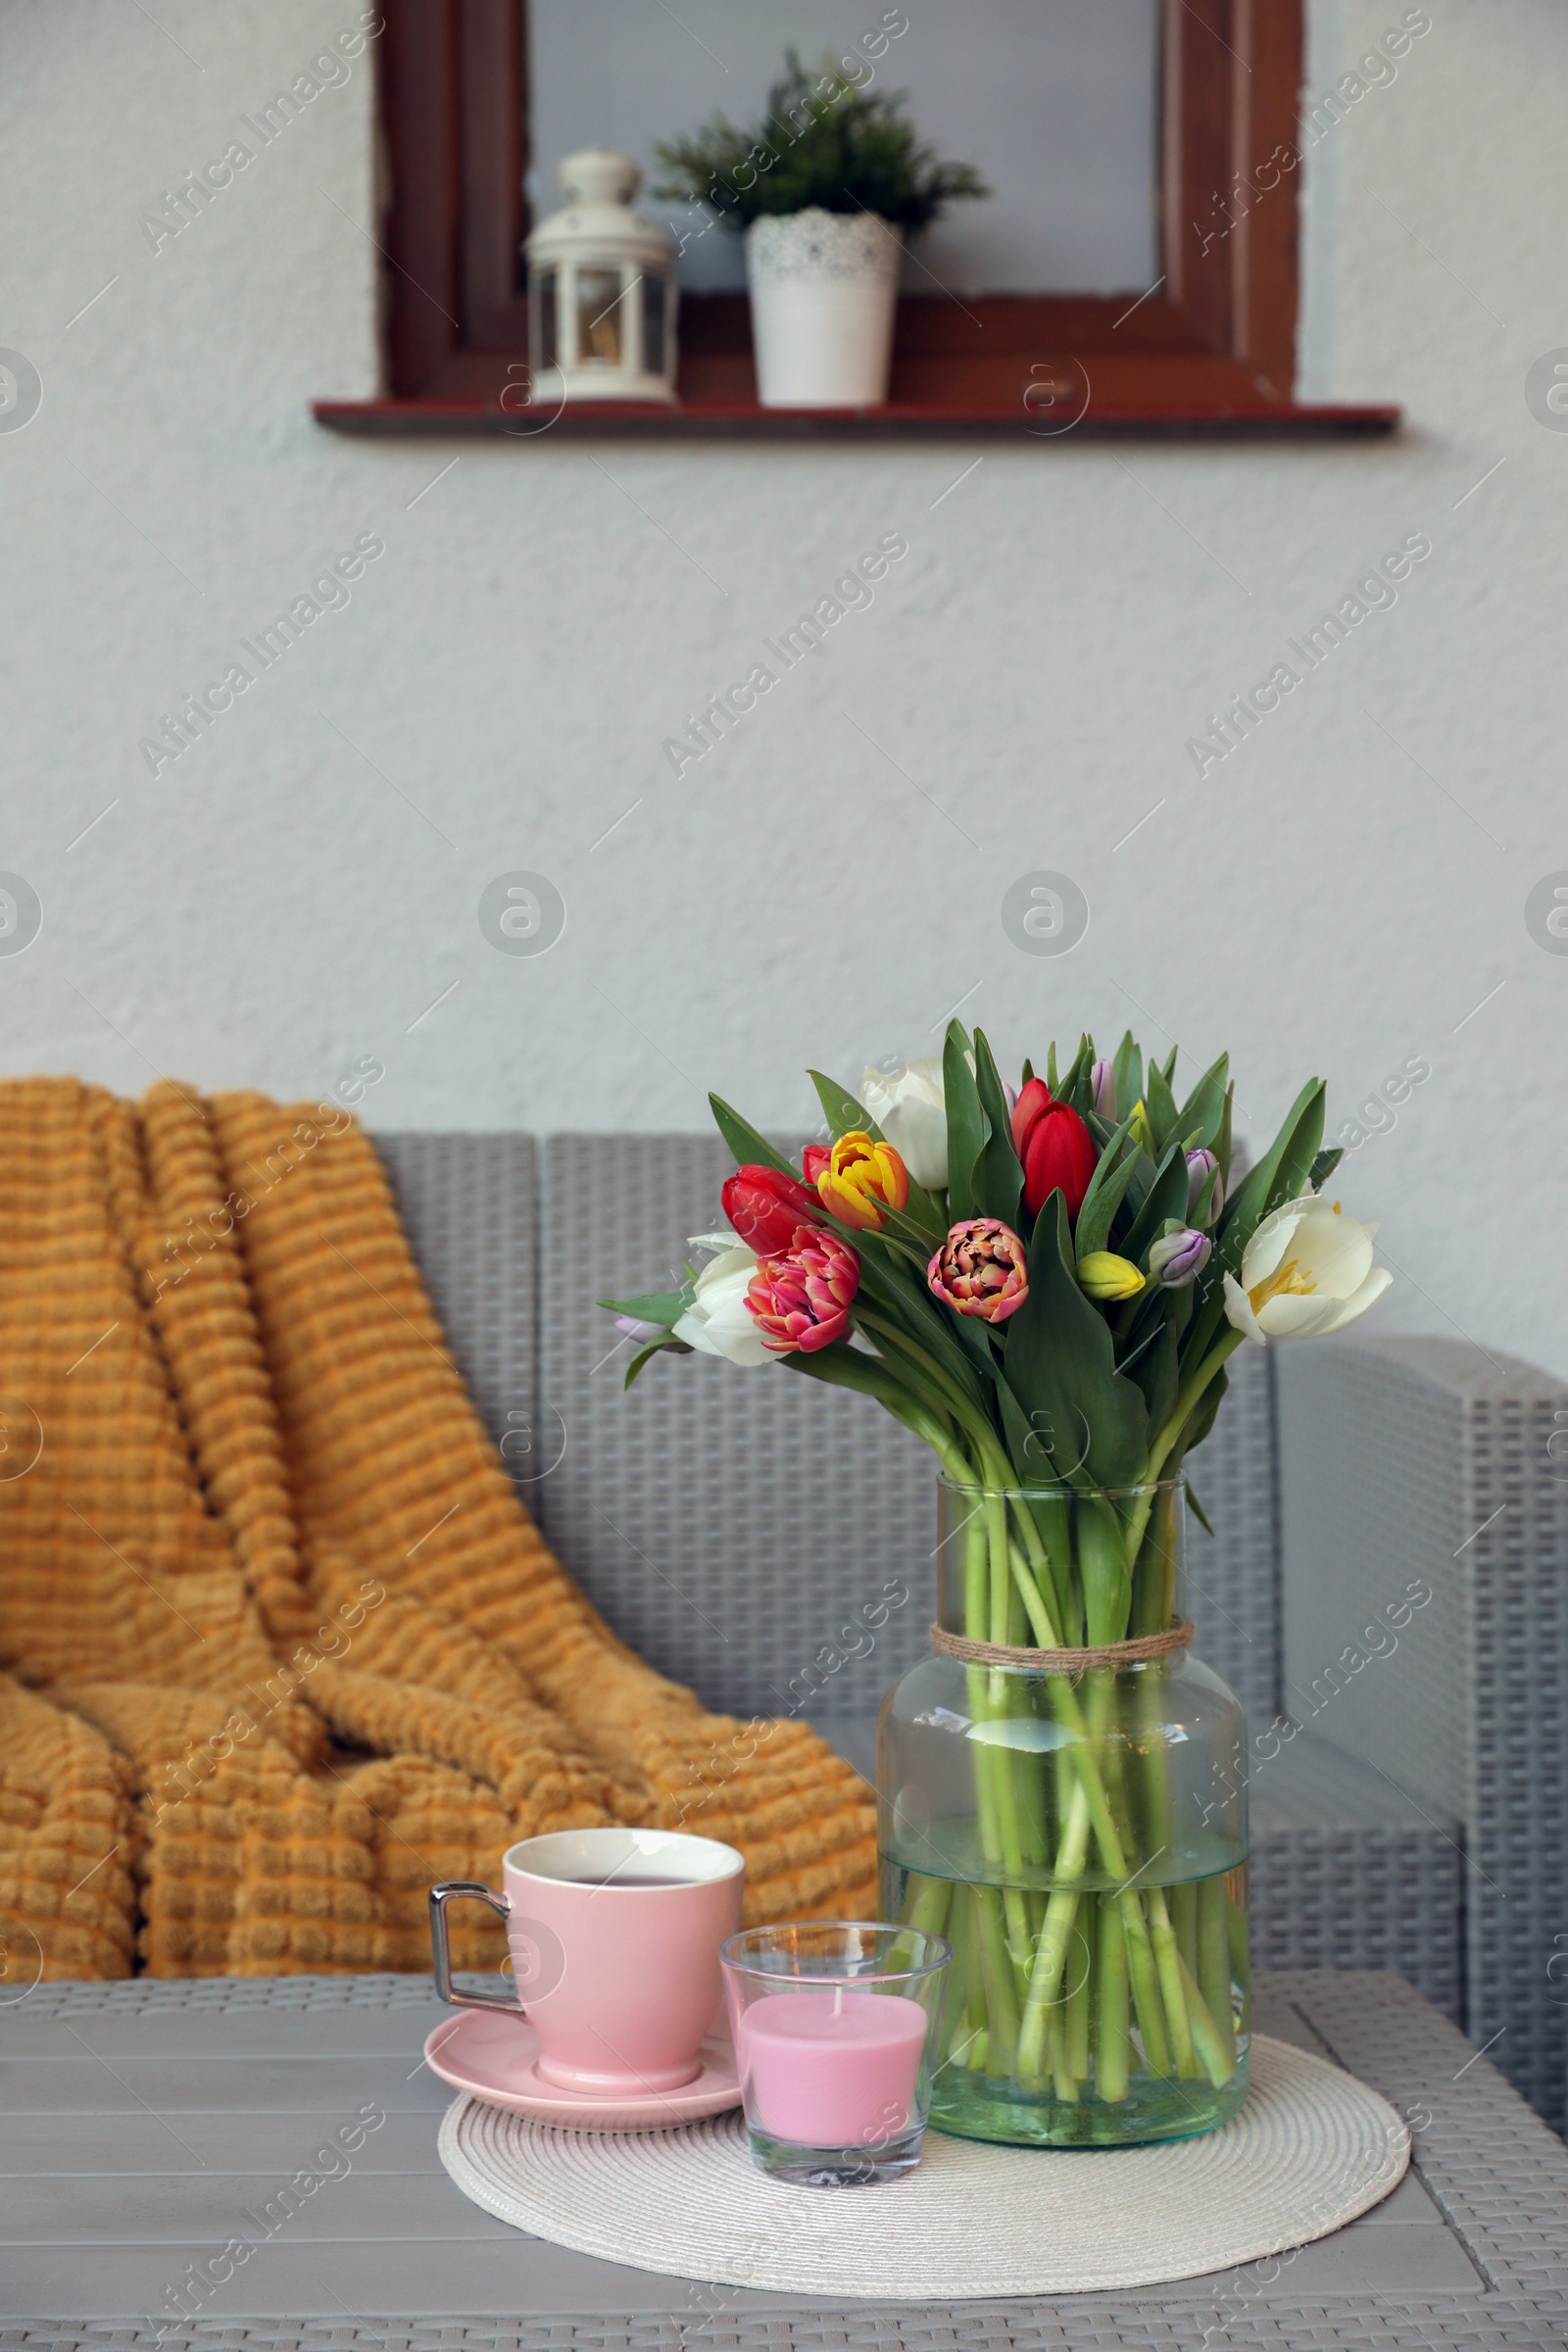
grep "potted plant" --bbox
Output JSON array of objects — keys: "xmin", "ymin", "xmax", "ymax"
[{"xmin": 654, "ymin": 51, "xmax": 988, "ymax": 410}]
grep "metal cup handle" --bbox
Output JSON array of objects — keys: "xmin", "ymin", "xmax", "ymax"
[{"xmin": 428, "ymin": 1880, "xmax": 521, "ymax": 2012}]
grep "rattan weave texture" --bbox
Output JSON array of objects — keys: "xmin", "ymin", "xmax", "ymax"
[
  {"xmin": 1279, "ymin": 1334, "xmax": 1568, "ymax": 2131},
  {"xmin": 372, "ymin": 1135, "xmax": 538, "ymax": 1484}
]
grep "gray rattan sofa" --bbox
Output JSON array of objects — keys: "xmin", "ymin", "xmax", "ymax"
[{"xmin": 374, "ymin": 1132, "xmax": 1568, "ymax": 2134}]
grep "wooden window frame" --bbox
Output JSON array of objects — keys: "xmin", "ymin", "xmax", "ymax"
[{"xmin": 317, "ymin": 0, "xmax": 1397, "ymax": 437}]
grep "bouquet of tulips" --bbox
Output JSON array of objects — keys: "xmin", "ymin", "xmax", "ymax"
[
  {"xmin": 605, "ymin": 1021, "xmax": 1389, "ymax": 1566},
  {"xmin": 602, "ymin": 1020, "xmax": 1390, "ymax": 2119}
]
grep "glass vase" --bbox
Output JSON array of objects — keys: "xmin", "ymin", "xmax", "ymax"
[{"xmin": 877, "ymin": 1479, "xmax": 1250, "ymax": 2148}]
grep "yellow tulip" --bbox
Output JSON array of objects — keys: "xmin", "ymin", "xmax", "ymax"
[
  {"xmin": 1076, "ymin": 1250, "xmax": 1146, "ymax": 1301},
  {"xmin": 815, "ymin": 1130, "xmax": 909, "ymax": 1231}
]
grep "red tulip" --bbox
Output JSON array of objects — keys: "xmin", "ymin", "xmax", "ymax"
[
  {"xmin": 1011, "ymin": 1081, "xmax": 1098, "ymax": 1220},
  {"xmin": 746, "ymin": 1228, "xmax": 859, "ymax": 1354},
  {"xmin": 722, "ymin": 1163, "xmax": 820, "ymax": 1256},
  {"xmin": 802, "ymin": 1143, "xmax": 831, "ymax": 1185}
]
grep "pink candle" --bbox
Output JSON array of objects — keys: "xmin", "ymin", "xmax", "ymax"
[{"xmin": 738, "ymin": 1989, "xmax": 928, "ymax": 2146}]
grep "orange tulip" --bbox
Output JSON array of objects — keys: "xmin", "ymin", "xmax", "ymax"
[{"xmin": 814, "ymin": 1130, "xmax": 909, "ymax": 1231}]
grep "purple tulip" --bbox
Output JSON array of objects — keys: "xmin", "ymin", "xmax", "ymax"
[
  {"xmin": 616, "ymin": 1313, "xmax": 663, "ymax": 1344},
  {"xmin": 1186, "ymin": 1147, "xmax": 1224, "ymax": 1228},
  {"xmin": 1149, "ymin": 1227, "xmax": 1212, "ymax": 1288},
  {"xmin": 1091, "ymin": 1058, "xmax": 1117, "ymax": 1121}
]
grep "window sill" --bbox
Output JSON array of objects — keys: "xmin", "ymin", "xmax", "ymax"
[{"xmin": 314, "ymin": 396, "xmax": 1400, "ymax": 440}]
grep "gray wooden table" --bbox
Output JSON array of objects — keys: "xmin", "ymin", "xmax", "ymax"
[{"xmin": 2, "ymin": 1969, "xmax": 1564, "ymax": 2349}]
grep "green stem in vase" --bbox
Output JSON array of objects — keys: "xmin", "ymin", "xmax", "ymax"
[
  {"xmin": 1227, "ymin": 1877, "xmax": 1251, "ymax": 2044},
  {"xmin": 900, "ymin": 1871, "xmax": 952, "ymax": 1941},
  {"xmin": 1226, "ymin": 1884, "xmax": 1250, "ymax": 1993},
  {"xmin": 984, "ymin": 1491, "xmax": 1012, "ymax": 1642},
  {"xmin": 1065, "ymin": 1895, "xmax": 1094, "ymax": 2080},
  {"xmin": 1024, "ymin": 1489, "xmax": 1074, "ymax": 1640},
  {"xmin": 1006, "ymin": 1536, "xmax": 1059, "ymax": 1647},
  {"xmin": 1175, "ymin": 1947, "xmax": 1238, "ymax": 2086},
  {"xmin": 1128, "ymin": 1484, "xmax": 1180, "ymax": 1637},
  {"xmin": 1095, "ymin": 1896, "xmax": 1132, "ymax": 2099},
  {"xmin": 970, "ymin": 1883, "xmax": 1020, "ymax": 2074},
  {"xmin": 935, "ymin": 1893, "xmax": 975, "ymax": 2060},
  {"xmin": 1173, "ymin": 1879, "xmax": 1200, "ymax": 1981},
  {"xmin": 1147, "ymin": 1886, "xmax": 1200, "ymax": 2077},
  {"xmin": 1014, "ymin": 1781, "xmax": 1091, "ymax": 2077},
  {"xmin": 1197, "ymin": 1874, "xmax": 1237, "ymax": 2075},
  {"xmin": 1047, "ymin": 1997, "xmax": 1079, "ymax": 2102},
  {"xmin": 981, "ymin": 1493, "xmax": 1039, "ymax": 1982},
  {"xmin": 949, "ymin": 1477, "xmax": 1217, "ymax": 2112},
  {"xmin": 1121, "ymin": 1889, "xmax": 1173, "ymax": 2077}
]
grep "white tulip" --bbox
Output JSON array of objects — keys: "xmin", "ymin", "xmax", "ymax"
[
  {"xmin": 1222, "ymin": 1193, "xmax": 1392, "ymax": 1346},
  {"xmin": 859, "ymin": 1055, "xmax": 950, "ymax": 1190},
  {"xmin": 672, "ymin": 1240, "xmax": 771, "ymax": 1367}
]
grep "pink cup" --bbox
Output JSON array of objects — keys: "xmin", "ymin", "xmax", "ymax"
[{"xmin": 429, "ymin": 1828, "xmax": 744, "ymax": 2093}]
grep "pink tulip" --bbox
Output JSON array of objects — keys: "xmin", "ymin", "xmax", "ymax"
[
  {"xmin": 928, "ymin": 1217, "xmax": 1029, "ymax": 1323},
  {"xmin": 746, "ymin": 1226, "xmax": 860, "ymax": 1353}
]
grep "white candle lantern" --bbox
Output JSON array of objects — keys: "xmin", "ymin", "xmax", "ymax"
[{"xmin": 526, "ymin": 149, "xmax": 677, "ymax": 405}]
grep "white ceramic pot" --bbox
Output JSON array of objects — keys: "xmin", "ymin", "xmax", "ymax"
[{"xmin": 746, "ymin": 208, "xmax": 903, "ymax": 409}]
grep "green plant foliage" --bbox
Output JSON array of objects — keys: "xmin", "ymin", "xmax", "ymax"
[{"xmin": 652, "ymin": 50, "xmax": 990, "ymax": 234}]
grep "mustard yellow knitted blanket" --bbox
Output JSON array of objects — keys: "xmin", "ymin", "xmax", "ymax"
[{"xmin": 0, "ymin": 1081, "xmax": 875, "ymax": 1978}]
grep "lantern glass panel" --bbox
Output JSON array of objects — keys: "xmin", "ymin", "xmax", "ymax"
[
  {"xmin": 576, "ymin": 269, "xmax": 623, "ymax": 366},
  {"xmin": 535, "ymin": 265, "xmax": 558, "ymax": 369},
  {"xmin": 644, "ymin": 274, "xmax": 667, "ymax": 377}
]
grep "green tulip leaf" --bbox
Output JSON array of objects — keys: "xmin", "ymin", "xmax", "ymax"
[
  {"xmin": 1309, "ymin": 1145, "xmax": 1346, "ymax": 1191},
  {"xmin": 1004, "ymin": 1193, "xmax": 1149, "ymax": 1486},
  {"xmin": 1144, "ymin": 1056, "xmax": 1179, "ymax": 1155},
  {"xmin": 1186, "ymin": 1482, "xmax": 1216, "ymax": 1538},
  {"xmin": 1176, "ymin": 1054, "xmax": 1230, "ymax": 1152},
  {"xmin": 1079, "ymin": 1494, "xmax": 1135, "ymax": 1646},
  {"xmin": 1158, "ymin": 1043, "xmax": 1179, "ymax": 1087},
  {"xmin": 808, "ymin": 1068, "xmax": 882, "ymax": 1144},
  {"xmin": 622, "ymin": 1335, "xmax": 691, "ymax": 1389},
  {"xmin": 1183, "ymin": 1076, "xmax": 1326, "ymax": 1363},
  {"xmin": 1072, "ymin": 1112, "xmax": 1139, "ymax": 1259},
  {"xmin": 1214, "ymin": 1081, "xmax": 1235, "ymax": 1186},
  {"xmin": 856, "ymin": 1242, "xmax": 996, "ymax": 1407},
  {"xmin": 970, "ymin": 1027, "xmax": 1022, "ymax": 1231},
  {"xmin": 1126, "ymin": 1298, "xmax": 1180, "ymax": 1436},
  {"xmin": 997, "ymin": 1372, "xmax": 1063, "ymax": 1484},
  {"xmin": 1111, "ymin": 1030, "xmax": 1143, "ymax": 1131},
  {"xmin": 1211, "ymin": 1077, "xmax": 1325, "ymax": 1281},
  {"xmin": 1171, "ymin": 1363, "xmax": 1230, "ymax": 1462},
  {"xmin": 598, "ymin": 1285, "xmax": 696, "ymax": 1328},
  {"xmin": 1120, "ymin": 1140, "xmax": 1190, "ymax": 1269},
  {"xmin": 943, "ymin": 1020, "xmax": 986, "ymax": 1225},
  {"xmin": 709, "ymin": 1094, "xmax": 800, "ymax": 1181},
  {"xmin": 1056, "ymin": 1034, "xmax": 1092, "ymax": 1110}
]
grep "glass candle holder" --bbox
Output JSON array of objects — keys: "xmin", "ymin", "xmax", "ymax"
[{"xmin": 720, "ymin": 1921, "xmax": 950, "ymax": 2186}]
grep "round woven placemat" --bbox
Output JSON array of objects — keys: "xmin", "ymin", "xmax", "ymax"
[{"xmin": 437, "ymin": 2034, "xmax": 1408, "ymax": 2299}]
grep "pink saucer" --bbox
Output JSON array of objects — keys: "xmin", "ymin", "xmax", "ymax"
[{"xmin": 422, "ymin": 2009, "xmax": 742, "ymax": 2131}]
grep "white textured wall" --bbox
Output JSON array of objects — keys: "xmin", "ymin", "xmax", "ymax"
[{"xmin": 1, "ymin": 0, "xmax": 1564, "ymax": 1376}]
